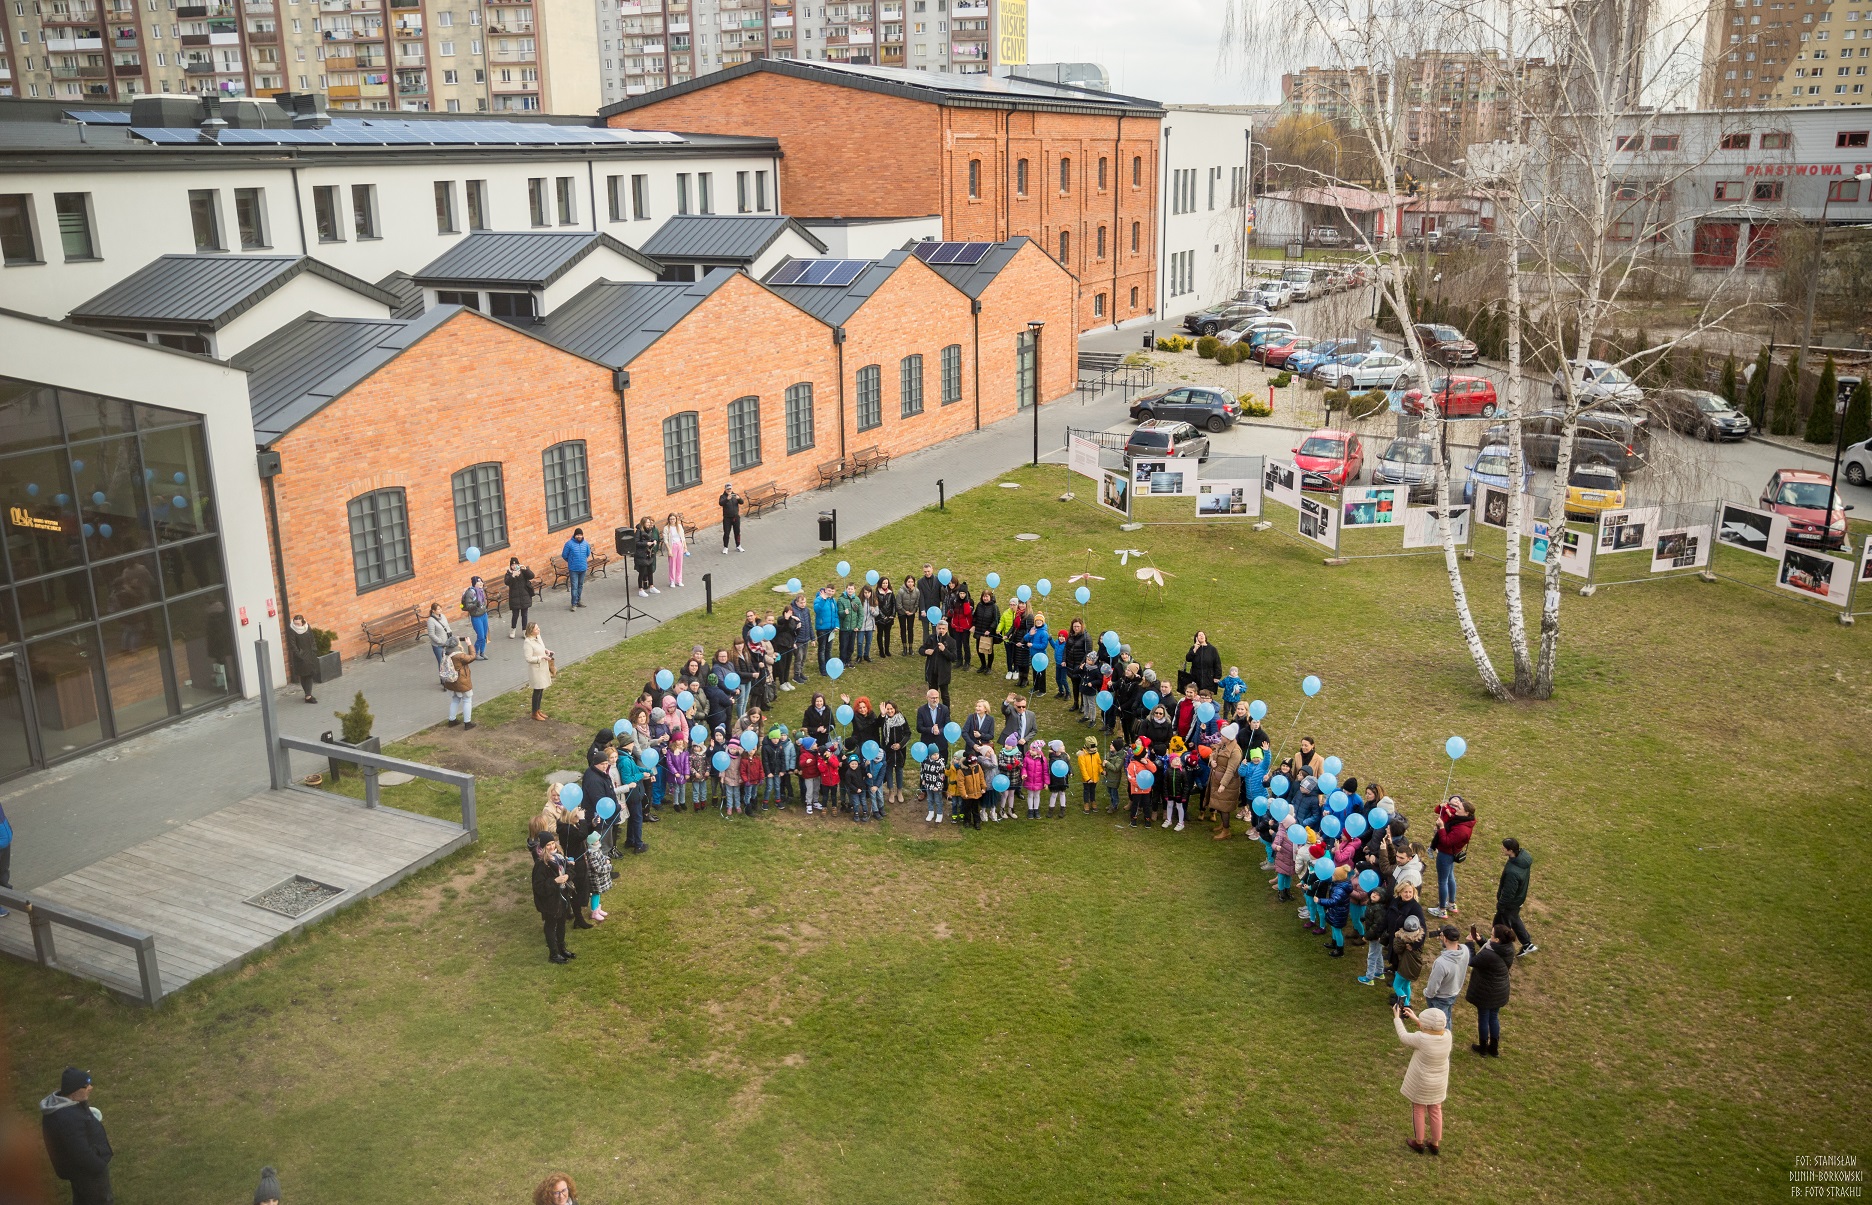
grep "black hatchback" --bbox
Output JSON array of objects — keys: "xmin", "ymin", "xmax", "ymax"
[{"xmin": 1129, "ymin": 385, "xmax": 1240, "ymax": 432}]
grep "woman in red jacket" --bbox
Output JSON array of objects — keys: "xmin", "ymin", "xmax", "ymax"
[{"xmin": 1429, "ymin": 795, "xmax": 1476, "ymax": 918}]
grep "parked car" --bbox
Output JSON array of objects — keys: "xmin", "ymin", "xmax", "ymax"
[
  {"xmin": 1413, "ymin": 323, "xmax": 1479, "ymax": 367},
  {"xmin": 1489, "ymin": 409, "xmax": 1651, "ymax": 474},
  {"xmin": 1246, "ymin": 324, "xmax": 1302, "ymax": 350},
  {"xmin": 1404, "ymin": 231, "xmax": 1446, "ymax": 252},
  {"xmin": 1462, "ymin": 443, "xmax": 1533, "ymax": 503},
  {"xmin": 1326, "ymin": 350, "xmax": 1417, "ymax": 392},
  {"xmin": 1281, "ymin": 267, "xmax": 1319, "ymax": 301},
  {"xmin": 1309, "ymin": 227, "xmax": 1345, "ymax": 247},
  {"xmin": 1401, "ymin": 376, "xmax": 1500, "ymax": 419},
  {"xmin": 1184, "ymin": 302, "xmax": 1270, "ymax": 336},
  {"xmin": 1551, "ymin": 359, "xmax": 1644, "ymax": 407},
  {"xmin": 1373, "ymin": 436, "xmax": 1439, "ymax": 502},
  {"xmin": 1129, "ymin": 385, "xmax": 1240, "ymax": 433},
  {"xmin": 1563, "ymin": 462, "xmax": 1626, "ymax": 521},
  {"xmin": 1254, "ymin": 280, "xmax": 1293, "ymax": 309},
  {"xmin": 1293, "ymin": 428, "xmax": 1366, "ymax": 490},
  {"xmin": 1259, "ymin": 336, "xmax": 1320, "ymax": 368},
  {"xmin": 1759, "ymin": 469, "xmax": 1851, "ymax": 550},
  {"xmin": 1217, "ymin": 317, "xmax": 1295, "ymax": 347},
  {"xmin": 1287, "ymin": 339, "xmax": 1359, "ymax": 377},
  {"xmin": 1844, "ymin": 437, "xmax": 1872, "ymax": 487},
  {"xmin": 1649, "ymin": 388, "xmax": 1751, "ymax": 441},
  {"xmin": 1125, "ymin": 419, "xmax": 1212, "ymax": 462}
]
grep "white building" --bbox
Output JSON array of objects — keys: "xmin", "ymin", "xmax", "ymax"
[{"xmin": 1158, "ymin": 104, "xmax": 1257, "ymax": 319}]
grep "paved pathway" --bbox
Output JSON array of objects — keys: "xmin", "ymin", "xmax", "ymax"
[{"xmin": 2, "ymin": 386, "xmax": 1134, "ymax": 889}]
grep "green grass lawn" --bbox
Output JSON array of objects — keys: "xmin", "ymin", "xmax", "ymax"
[{"xmin": 6, "ymin": 465, "xmax": 1869, "ymax": 1203}]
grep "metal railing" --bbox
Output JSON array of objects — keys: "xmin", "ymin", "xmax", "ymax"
[{"xmin": 0, "ymin": 888, "xmax": 165, "ymax": 1006}]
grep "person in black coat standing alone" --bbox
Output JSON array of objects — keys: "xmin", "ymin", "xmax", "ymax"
[
  {"xmin": 532, "ymin": 840, "xmax": 576, "ymax": 963},
  {"xmin": 719, "ymin": 483, "xmax": 744, "ymax": 553},
  {"xmin": 920, "ymin": 618, "xmax": 961, "ymax": 706},
  {"xmin": 285, "ymin": 614, "xmax": 320, "ymax": 704},
  {"xmin": 1177, "ymin": 630, "xmax": 1222, "ymax": 695},
  {"xmin": 41, "ymin": 1066, "xmax": 113, "ymax": 1204}
]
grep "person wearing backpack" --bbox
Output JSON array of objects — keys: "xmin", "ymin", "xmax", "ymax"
[
  {"xmin": 425, "ymin": 602, "xmax": 454, "ymax": 683},
  {"xmin": 460, "ymin": 575, "xmax": 490, "ymax": 659},
  {"xmin": 442, "ymin": 642, "xmax": 476, "ymax": 729}
]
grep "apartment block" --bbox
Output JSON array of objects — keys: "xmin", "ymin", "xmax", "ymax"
[
  {"xmin": 1702, "ymin": 0, "xmax": 1871, "ymax": 108},
  {"xmin": 1280, "ymin": 54, "xmax": 1555, "ymax": 157}
]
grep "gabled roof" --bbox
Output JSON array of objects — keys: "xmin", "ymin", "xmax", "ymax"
[
  {"xmin": 67, "ymin": 254, "xmax": 399, "ymax": 329},
  {"xmin": 409, "ymin": 232, "xmax": 661, "ymax": 288},
  {"xmin": 233, "ymin": 306, "xmax": 462, "ymax": 444},
  {"xmin": 909, "ymin": 237, "xmax": 1032, "ymax": 299},
  {"xmin": 374, "ymin": 270, "xmax": 426, "ymax": 319},
  {"xmin": 599, "ymin": 58, "xmax": 1166, "ymax": 120},
  {"xmin": 528, "ymin": 268, "xmax": 747, "ymax": 368},
  {"xmin": 764, "ymin": 251, "xmax": 909, "ymax": 327},
  {"xmin": 638, "ymin": 214, "xmax": 828, "ymax": 263}
]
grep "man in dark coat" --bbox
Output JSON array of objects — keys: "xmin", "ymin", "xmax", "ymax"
[
  {"xmin": 1494, "ymin": 837, "xmax": 1537, "ymax": 955},
  {"xmin": 916, "ymin": 563, "xmax": 944, "ymax": 643},
  {"xmin": 41, "ymin": 1066, "xmax": 112, "ymax": 1204},
  {"xmin": 915, "ymin": 688, "xmax": 950, "ymax": 760}
]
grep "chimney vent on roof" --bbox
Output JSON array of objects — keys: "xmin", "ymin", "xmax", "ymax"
[{"xmin": 198, "ymin": 94, "xmax": 227, "ymax": 141}]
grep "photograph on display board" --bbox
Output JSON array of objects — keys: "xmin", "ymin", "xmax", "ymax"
[
  {"xmin": 1776, "ymin": 546, "xmax": 1850, "ymax": 604},
  {"xmin": 1263, "ymin": 457, "xmax": 1299, "ymax": 510},
  {"xmin": 1529, "ymin": 520, "xmax": 1551, "ymax": 566},
  {"xmin": 1650, "ymin": 525, "xmax": 1710, "ymax": 573},
  {"xmin": 1862, "ymin": 542, "xmax": 1872, "ymax": 583},
  {"xmin": 1341, "ymin": 485, "xmax": 1403, "ymax": 528},
  {"xmin": 1098, "ymin": 468, "xmax": 1130, "ymax": 517},
  {"xmin": 1131, "ymin": 456, "xmax": 1198, "ymax": 498},
  {"xmin": 1402, "ymin": 505, "xmax": 1471, "ymax": 548},
  {"xmin": 1558, "ymin": 527, "xmax": 1593, "ymax": 578},
  {"xmin": 1195, "ymin": 479, "xmax": 1260, "ymax": 517},
  {"xmin": 1598, "ymin": 507, "xmax": 1658, "ymax": 553},
  {"xmin": 1716, "ymin": 502, "xmax": 1786, "ymax": 558},
  {"xmin": 1478, "ymin": 484, "xmax": 1509, "ymax": 530},
  {"xmin": 1298, "ymin": 494, "xmax": 1338, "ymax": 548}
]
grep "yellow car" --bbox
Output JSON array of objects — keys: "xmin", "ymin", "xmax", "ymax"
[{"xmin": 1564, "ymin": 462, "xmax": 1626, "ymax": 521}]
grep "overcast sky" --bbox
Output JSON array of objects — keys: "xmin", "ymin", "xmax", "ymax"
[{"xmin": 1026, "ymin": 0, "xmax": 1276, "ymax": 106}]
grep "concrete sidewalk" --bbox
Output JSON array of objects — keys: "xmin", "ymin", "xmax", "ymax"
[{"xmin": 2, "ymin": 386, "xmax": 1133, "ymax": 890}]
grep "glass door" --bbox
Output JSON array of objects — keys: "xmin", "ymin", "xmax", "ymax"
[{"xmin": 0, "ymin": 648, "xmax": 42, "ymax": 782}]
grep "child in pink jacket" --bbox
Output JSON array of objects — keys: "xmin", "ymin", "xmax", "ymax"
[
  {"xmin": 1021, "ymin": 739, "xmax": 1048, "ymax": 820},
  {"xmin": 1272, "ymin": 821, "xmax": 1299, "ymax": 901}
]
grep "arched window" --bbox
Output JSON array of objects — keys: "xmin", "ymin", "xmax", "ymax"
[
  {"xmin": 542, "ymin": 440, "xmax": 591, "ymax": 530},
  {"xmin": 900, "ymin": 354, "xmax": 924, "ymax": 418},
  {"xmin": 856, "ymin": 365, "xmax": 882, "ymax": 431},
  {"xmin": 1016, "ymin": 157, "xmax": 1029, "ymax": 195},
  {"xmin": 1059, "ymin": 156, "xmax": 1072, "ymax": 192},
  {"xmin": 347, "ymin": 487, "xmax": 413, "ymax": 592},
  {"xmin": 450, "ymin": 462, "xmax": 508, "ymax": 559},
  {"xmin": 1058, "ymin": 229, "xmax": 1070, "ymax": 263},
  {"xmin": 727, "ymin": 395, "xmax": 761, "ymax": 471},
  {"xmin": 1131, "ymin": 220, "xmax": 1141, "ymax": 253},
  {"xmin": 1098, "ymin": 156, "xmax": 1109, "ymax": 189},
  {"xmin": 1097, "ymin": 225, "xmax": 1107, "ymax": 258},
  {"xmin": 661, "ymin": 413, "xmax": 701, "ymax": 492},
  {"xmin": 968, "ymin": 158, "xmax": 981, "ymax": 199},
  {"xmin": 940, "ymin": 344, "xmax": 963, "ymax": 404},
  {"xmin": 785, "ymin": 382, "xmax": 815, "ymax": 454}
]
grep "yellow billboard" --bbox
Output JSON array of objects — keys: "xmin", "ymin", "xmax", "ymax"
[{"xmin": 998, "ymin": 0, "xmax": 1028, "ymax": 67}]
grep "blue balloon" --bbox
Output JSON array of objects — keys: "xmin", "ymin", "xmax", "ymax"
[
  {"xmin": 25, "ymin": 483, "xmax": 38, "ymax": 496},
  {"xmin": 172, "ymin": 495, "xmax": 186, "ymax": 509},
  {"xmin": 837, "ymin": 560, "xmax": 851, "ymax": 577},
  {"xmin": 1249, "ymin": 699, "xmax": 1268, "ymax": 721},
  {"xmin": 596, "ymin": 798, "xmax": 617, "ymax": 821},
  {"xmin": 1270, "ymin": 801, "xmax": 1292, "ymax": 823},
  {"xmin": 144, "ymin": 469, "xmax": 154, "ymax": 481},
  {"xmin": 910, "ymin": 742, "xmax": 930, "ymax": 763},
  {"xmin": 1302, "ymin": 674, "xmax": 1322, "ymax": 697},
  {"xmin": 713, "ymin": 750, "xmax": 732, "ymax": 771},
  {"xmin": 1142, "ymin": 691, "xmax": 1159, "ymax": 711},
  {"xmin": 1368, "ymin": 807, "xmax": 1390, "ymax": 831},
  {"xmin": 1270, "ymin": 774, "xmax": 1290, "ymax": 796},
  {"xmin": 1286, "ymin": 824, "xmax": 1307, "ymax": 846},
  {"xmin": 1031, "ymin": 652, "xmax": 1049, "ymax": 672},
  {"xmin": 938, "ymin": 568, "xmax": 952, "ymax": 585},
  {"xmin": 656, "ymin": 669, "xmax": 675, "ymax": 691},
  {"xmin": 613, "ymin": 718, "xmax": 632, "ymax": 736},
  {"xmin": 71, "ymin": 459, "xmax": 84, "ymax": 472},
  {"xmin": 1252, "ymin": 798, "xmax": 1269, "ymax": 816},
  {"xmin": 1323, "ymin": 755, "xmax": 1344, "ymax": 776},
  {"xmin": 862, "ymin": 740, "xmax": 882, "ymax": 761},
  {"xmin": 1328, "ymin": 790, "xmax": 1350, "ymax": 814},
  {"xmin": 1313, "ymin": 857, "xmax": 1335, "ymax": 881},
  {"xmin": 1096, "ymin": 690, "xmax": 1113, "ymax": 712},
  {"xmin": 992, "ymin": 774, "xmax": 1010, "ymax": 792},
  {"xmin": 81, "ymin": 522, "xmax": 96, "ymax": 538},
  {"xmin": 98, "ymin": 523, "xmax": 112, "ymax": 538},
  {"xmin": 1195, "ymin": 702, "xmax": 1216, "ymax": 723},
  {"xmin": 740, "ymin": 730, "xmax": 759, "ymax": 752},
  {"xmin": 1446, "ymin": 735, "xmax": 1468, "ymax": 760},
  {"xmin": 943, "ymin": 721, "xmax": 962, "ymax": 742},
  {"xmin": 1345, "ymin": 812, "xmax": 1368, "ymax": 839},
  {"xmin": 55, "ymin": 494, "xmax": 69, "ymax": 506},
  {"xmin": 866, "ymin": 569, "xmax": 880, "ymax": 586},
  {"xmin": 1075, "ymin": 585, "xmax": 1091, "ymax": 604},
  {"xmin": 559, "ymin": 783, "xmax": 584, "ymax": 810},
  {"xmin": 1015, "ymin": 584, "xmax": 1032, "ymax": 602},
  {"xmin": 1136, "ymin": 769, "xmax": 1155, "ymax": 790},
  {"xmin": 691, "ymin": 724, "xmax": 708, "ymax": 744},
  {"xmin": 676, "ymin": 690, "xmax": 695, "ymax": 711},
  {"xmin": 786, "ymin": 577, "xmax": 802, "ymax": 593},
  {"xmin": 1052, "ymin": 759, "xmax": 1068, "ymax": 777},
  {"xmin": 1036, "ymin": 578, "xmax": 1052, "ymax": 597},
  {"xmin": 1358, "ymin": 869, "xmax": 1381, "ymax": 892},
  {"xmin": 466, "ymin": 546, "xmax": 481, "ymax": 562},
  {"xmin": 91, "ymin": 491, "xmax": 106, "ymax": 506},
  {"xmin": 1321, "ymin": 814, "xmax": 1343, "ymax": 838},
  {"xmin": 724, "ymin": 672, "xmax": 742, "ymax": 691},
  {"xmin": 827, "ymin": 658, "xmax": 845, "ymax": 678},
  {"xmin": 986, "ymin": 572, "xmax": 1003, "ymax": 590},
  {"xmin": 927, "ymin": 606, "xmax": 943, "ymax": 624},
  {"xmin": 1318, "ymin": 773, "xmax": 1338, "ymax": 796},
  {"xmin": 836, "ymin": 704, "xmax": 854, "ymax": 725},
  {"xmin": 172, "ymin": 471, "xmax": 186, "ymax": 485},
  {"xmin": 639, "ymin": 748, "xmax": 660, "ymax": 769},
  {"xmin": 1101, "ymin": 630, "xmax": 1120, "ymax": 654}
]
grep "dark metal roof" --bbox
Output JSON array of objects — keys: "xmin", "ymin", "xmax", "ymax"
[
  {"xmin": 374, "ymin": 271, "xmax": 427, "ymax": 319},
  {"xmin": 528, "ymin": 269, "xmax": 747, "ymax": 368},
  {"xmin": 409, "ymin": 232, "xmax": 661, "ymax": 288},
  {"xmin": 913, "ymin": 237, "xmax": 1032, "ymax": 299},
  {"xmin": 233, "ymin": 306, "xmax": 461, "ymax": 444},
  {"xmin": 66, "ymin": 254, "xmax": 398, "ymax": 328},
  {"xmin": 764, "ymin": 251, "xmax": 910, "ymax": 327},
  {"xmin": 599, "ymin": 58, "xmax": 1167, "ymax": 120},
  {"xmin": 637, "ymin": 214, "xmax": 828, "ymax": 263}
]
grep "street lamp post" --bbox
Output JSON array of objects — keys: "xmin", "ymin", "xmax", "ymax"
[
  {"xmin": 1027, "ymin": 320, "xmax": 1045, "ymax": 466},
  {"xmin": 1801, "ymin": 170, "xmax": 1871, "ymax": 540}
]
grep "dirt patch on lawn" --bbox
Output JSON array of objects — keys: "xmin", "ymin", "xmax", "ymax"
[{"xmin": 413, "ymin": 716, "xmax": 590, "ymax": 778}]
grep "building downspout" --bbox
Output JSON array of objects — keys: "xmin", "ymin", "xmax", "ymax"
[
  {"xmin": 614, "ymin": 369, "xmax": 636, "ymax": 527},
  {"xmin": 1158, "ymin": 126, "xmax": 1172, "ymax": 318},
  {"xmin": 261, "ymin": 464, "xmax": 290, "ymax": 621},
  {"xmin": 1109, "ymin": 114, "xmax": 1123, "ymax": 329},
  {"xmin": 971, "ymin": 298, "xmax": 982, "ymax": 431},
  {"xmin": 586, "ymin": 160, "xmax": 598, "ymax": 230},
  {"xmin": 834, "ymin": 326, "xmax": 847, "ymax": 459},
  {"xmin": 288, "ymin": 163, "xmax": 309, "ymax": 255}
]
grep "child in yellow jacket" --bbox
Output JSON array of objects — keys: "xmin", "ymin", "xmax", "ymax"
[{"xmin": 1075, "ymin": 737, "xmax": 1105, "ymax": 814}]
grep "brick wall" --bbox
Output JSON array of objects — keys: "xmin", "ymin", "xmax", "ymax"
[
  {"xmin": 973, "ymin": 240, "xmax": 1080, "ymax": 422},
  {"xmin": 269, "ymin": 310, "xmax": 622, "ymax": 661}
]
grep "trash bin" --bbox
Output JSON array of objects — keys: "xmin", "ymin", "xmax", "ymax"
[
  {"xmin": 817, "ymin": 510, "xmax": 836, "ymax": 543},
  {"xmin": 1142, "ymin": 330, "xmax": 1155, "ymax": 350}
]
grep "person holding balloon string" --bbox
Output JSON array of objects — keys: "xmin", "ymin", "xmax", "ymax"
[
  {"xmin": 873, "ymin": 573, "xmax": 899, "ymax": 659},
  {"xmin": 999, "ymin": 594, "xmax": 1032, "ymax": 683},
  {"xmin": 943, "ymin": 580, "xmax": 973, "ymax": 654},
  {"xmin": 920, "ymin": 741, "xmax": 950, "ymax": 823},
  {"xmin": 814, "ymin": 737, "xmax": 843, "ymax": 816},
  {"xmin": 970, "ymin": 588, "xmax": 1001, "ymax": 674},
  {"xmin": 895, "ymin": 575, "xmax": 921, "ymax": 659},
  {"xmin": 1124, "ymin": 741, "xmax": 1156, "ymax": 828}
]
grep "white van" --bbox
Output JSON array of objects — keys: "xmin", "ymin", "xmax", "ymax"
[{"xmin": 1281, "ymin": 267, "xmax": 1318, "ymax": 301}]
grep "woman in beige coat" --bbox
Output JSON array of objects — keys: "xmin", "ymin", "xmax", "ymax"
[
  {"xmin": 523, "ymin": 622, "xmax": 554, "ymax": 721},
  {"xmin": 1394, "ymin": 1004, "xmax": 1452, "ymax": 1155}
]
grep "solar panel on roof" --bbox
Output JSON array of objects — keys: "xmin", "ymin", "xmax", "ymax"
[
  {"xmin": 65, "ymin": 110, "xmax": 134, "ymax": 125},
  {"xmin": 766, "ymin": 259, "xmax": 813, "ymax": 285},
  {"xmin": 130, "ymin": 127, "xmax": 203, "ymax": 144},
  {"xmin": 823, "ymin": 260, "xmax": 869, "ymax": 287},
  {"xmin": 914, "ymin": 241, "xmax": 993, "ymax": 266}
]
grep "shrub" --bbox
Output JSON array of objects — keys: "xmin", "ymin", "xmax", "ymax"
[
  {"xmin": 313, "ymin": 628, "xmax": 338, "ymax": 657},
  {"xmin": 1239, "ymin": 393, "xmax": 1274, "ymax": 418},
  {"xmin": 1719, "ymin": 356, "xmax": 1740, "ymax": 408},
  {"xmin": 1347, "ymin": 390, "xmax": 1391, "ymax": 420},
  {"xmin": 1771, "ymin": 354, "xmax": 1801, "ymax": 436},
  {"xmin": 1155, "ymin": 335, "xmax": 1193, "ymax": 353},
  {"xmin": 1196, "ymin": 335, "xmax": 1220, "ymax": 360},
  {"xmin": 1303, "ymin": 375, "xmax": 1324, "ymax": 391},
  {"xmin": 1122, "ymin": 351, "xmax": 1155, "ymax": 368},
  {"xmin": 1842, "ymin": 375, "xmax": 1872, "ymax": 449},
  {"xmin": 1805, "ymin": 357, "xmax": 1838, "ymax": 444},
  {"xmin": 1323, "ymin": 388, "xmax": 1352, "ymax": 413},
  {"xmin": 1745, "ymin": 346, "xmax": 1772, "ymax": 426},
  {"xmin": 335, "ymin": 690, "xmax": 374, "ymax": 745},
  {"xmin": 1220, "ymin": 341, "xmax": 1248, "ymax": 366},
  {"xmin": 1269, "ymin": 371, "xmax": 1293, "ymax": 389}
]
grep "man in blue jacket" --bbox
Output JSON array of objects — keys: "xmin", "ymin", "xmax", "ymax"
[
  {"xmin": 560, "ymin": 528, "xmax": 593, "ymax": 610},
  {"xmin": 811, "ymin": 586, "xmax": 839, "ymax": 673}
]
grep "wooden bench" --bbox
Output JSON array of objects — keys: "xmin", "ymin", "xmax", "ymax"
[
  {"xmin": 361, "ymin": 605, "xmax": 426, "ymax": 662},
  {"xmin": 548, "ymin": 551, "xmax": 611, "ymax": 591},
  {"xmin": 851, "ymin": 444, "xmax": 892, "ymax": 476},
  {"xmin": 480, "ymin": 581, "xmax": 508, "ymax": 619},
  {"xmin": 816, "ymin": 458, "xmax": 853, "ymax": 488},
  {"xmin": 744, "ymin": 480, "xmax": 789, "ymax": 516}
]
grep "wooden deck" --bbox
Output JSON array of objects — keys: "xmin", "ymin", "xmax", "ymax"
[{"xmin": 0, "ymin": 788, "xmax": 472, "ymax": 1002}]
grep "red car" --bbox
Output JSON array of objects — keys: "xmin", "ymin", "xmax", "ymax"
[
  {"xmin": 1401, "ymin": 375, "xmax": 1500, "ymax": 418},
  {"xmin": 1759, "ymin": 468, "xmax": 1851, "ymax": 550},
  {"xmin": 1260, "ymin": 336, "xmax": 1318, "ymax": 367},
  {"xmin": 1293, "ymin": 427, "xmax": 1365, "ymax": 491}
]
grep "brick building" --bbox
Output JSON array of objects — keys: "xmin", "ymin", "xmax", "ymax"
[{"xmin": 599, "ymin": 57, "xmax": 1164, "ymax": 331}]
